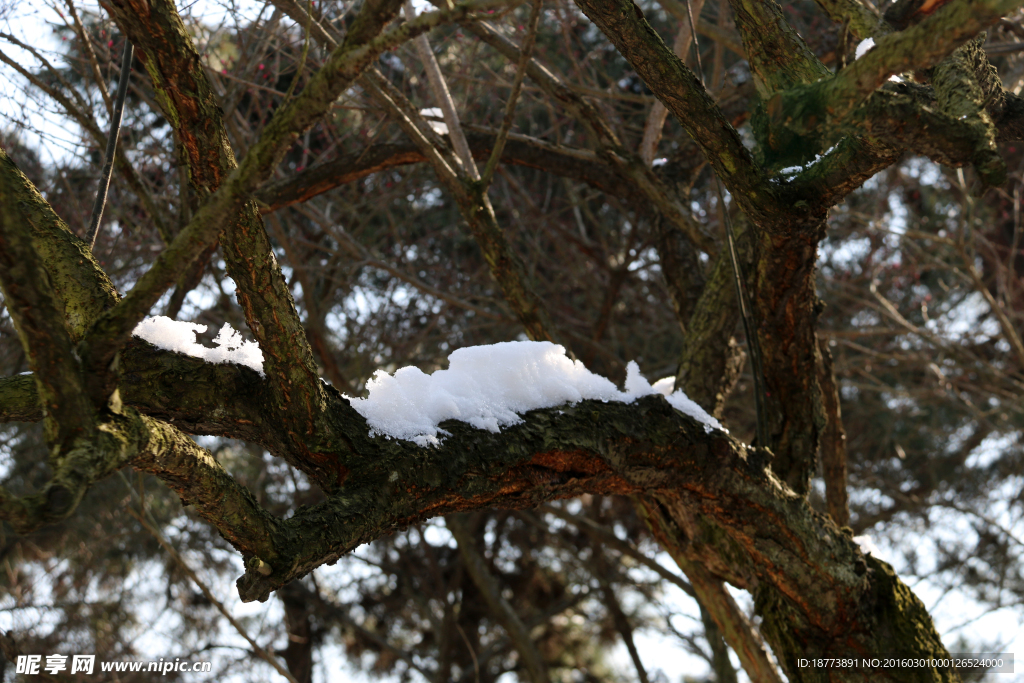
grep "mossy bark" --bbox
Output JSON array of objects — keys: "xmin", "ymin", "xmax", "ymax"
[{"xmin": 4, "ymin": 0, "xmax": 1013, "ymax": 677}]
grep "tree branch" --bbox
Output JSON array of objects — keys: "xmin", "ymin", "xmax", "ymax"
[
  {"xmin": 448, "ymin": 513, "xmax": 551, "ymax": 683},
  {"xmin": 478, "ymin": 0, "xmax": 542, "ymax": 189},
  {"xmin": 0, "ymin": 157, "xmax": 95, "ymax": 447},
  {"xmin": 817, "ymin": 335, "xmax": 850, "ymax": 526},
  {"xmin": 85, "ymin": 40, "xmax": 134, "ymax": 250},
  {"xmin": 639, "ymin": 0, "xmax": 706, "ymax": 167},
  {"xmin": 253, "ymin": 134, "xmax": 619, "ymax": 213},
  {"xmin": 463, "ymin": 17, "xmax": 717, "ymax": 254},
  {"xmin": 764, "ymin": 0, "xmax": 1022, "ymax": 155},
  {"xmin": 571, "ymin": 0, "xmax": 779, "ymax": 225}
]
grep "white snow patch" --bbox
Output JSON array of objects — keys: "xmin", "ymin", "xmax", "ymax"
[
  {"xmin": 778, "ymin": 144, "xmax": 840, "ymax": 178},
  {"xmin": 854, "ymin": 38, "xmax": 875, "ymax": 60},
  {"xmin": 419, "ymin": 107, "xmax": 448, "ymax": 135},
  {"xmin": 652, "ymin": 157, "xmax": 668, "ymax": 167},
  {"xmin": 132, "ymin": 316, "xmax": 265, "ymax": 376},
  {"xmin": 651, "ymin": 376, "xmax": 675, "ymax": 395},
  {"xmin": 852, "ymin": 38, "xmax": 902, "ymax": 81},
  {"xmin": 853, "ymin": 534, "xmax": 881, "ymax": 556},
  {"xmin": 347, "ymin": 342, "xmax": 725, "ymax": 446}
]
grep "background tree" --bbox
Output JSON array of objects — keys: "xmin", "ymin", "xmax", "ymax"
[{"xmin": 1, "ymin": 0, "xmax": 1023, "ymax": 680}]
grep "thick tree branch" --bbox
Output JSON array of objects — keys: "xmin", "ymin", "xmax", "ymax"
[
  {"xmin": 191, "ymin": 391, "xmax": 955, "ymax": 683},
  {"xmin": 811, "ymin": 0, "xmax": 882, "ymax": 39},
  {"xmin": 0, "ymin": 160, "xmax": 95, "ymax": 448},
  {"xmin": 764, "ymin": 0, "xmax": 1023, "ymax": 151},
  {"xmin": 728, "ymin": 0, "xmax": 830, "ymax": 98},
  {"xmin": 128, "ymin": 412, "xmax": 282, "ymax": 565},
  {"xmin": 932, "ymin": 36, "xmax": 1006, "ymax": 187},
  {"xmin": 0, "ymin": 149, "xmax": 119, "ymax": 343},
  {"xmin": 0, "ymin": 406, "xmax": 195, "ymax": 534},
  {"xmin": 4, "ymin": 339, "xmax": 301, "ymax": 459}
]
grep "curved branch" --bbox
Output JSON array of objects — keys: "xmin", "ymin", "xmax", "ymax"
[
  {"xmin": 206, "ymin": 391, "xmax": 954, "ymax": 683},
  {"xmin": 254, "ymin": 134, "xmax": 621, "ymax": 212}
]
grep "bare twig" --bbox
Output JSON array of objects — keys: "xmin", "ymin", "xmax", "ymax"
[
  {"xmin": 127, "ymin": 506, "xmax": 300, "ymax": 683},
  {"xmin": 63, "ymin": 0, "xmax": 113, "ymax": 115},
  {"xmin": 86, "ymin": 40, "xmax": 133, "ymax": 250},
  {"xmin": 403, "ymin": 0, "xmax": 479, "ymax": 179},
  {"xmin": 479, "ymin": 0, "xmax": 542, "ymax": 188}
]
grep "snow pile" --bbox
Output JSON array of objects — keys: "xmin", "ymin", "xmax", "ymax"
[
  {"xmin": 648, "ymin": 375, "xmax": 725, "ymax": 433},
  {"xmin": 132, "ymin": 316, "xmax": 265, "ymax": 376},
  {"xmin": 128, "ymin": 325, "xmax": 722, "ymax": 446},
  {"xmin": 347, "ymin": 341, "xmax": 724, "ymax": 446}
]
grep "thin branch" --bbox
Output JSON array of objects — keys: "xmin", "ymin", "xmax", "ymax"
[
  {"xmin": 63, "ymin": 0, "xmax": 113, "ymax": 115},
  {"xmin": 86, "ymin": 40, "xmax": 133, "ymax": 250},
  {"xmin": 128, "ymin": 507, "xmax": 300, "ymax": 683},
  {"xmin": 591, "ymin": 542, "xmax": 650, "ymax": 683},
  {"xmin": 0, "ymin": 37, "xmax": 172, "ymax": 241},
  {"xmin": 448, "ymin": 514, "xmax": 551, "ymax": 683},
  {"xmin": 463, "ymin": 17, "xmax": 717, "ymax": 253},
  {"xmin": 479, "ymin": 0, "xmax": 542, "ymax": 188},
  {"xmin": 817, "ymin": 335, "xmax": 850, "ymax": 526},
  {"xmin": 639, "ymin": 0, "xmax": 706, "ymax": 166},
  {"xmin": 404, "ymin": 0, "xmax": 480, "ymax": 179},
  {"xmin": 531, "ymin": 505, "xmax": 696, "ymax": 598},
  {"xmin": 958, "ymin": 240, "xmax": 1024, "ymax": 373}
]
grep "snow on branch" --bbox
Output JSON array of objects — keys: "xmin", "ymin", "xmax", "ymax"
[
  {"xmin": 127, "ymin": 326, "xmax": 722, "ymax": 446},
  {"xmin": 346, "ymin": 341, "xmax": 724, "ymax": 446},
  {"xmin": 133, "ymin": 316, "xmax": 265, "ymax": 376}
]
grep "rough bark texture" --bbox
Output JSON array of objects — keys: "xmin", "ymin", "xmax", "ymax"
[{"xmin": 6, "ymin": 0, "xmax": 1021, "ymax": 677}]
